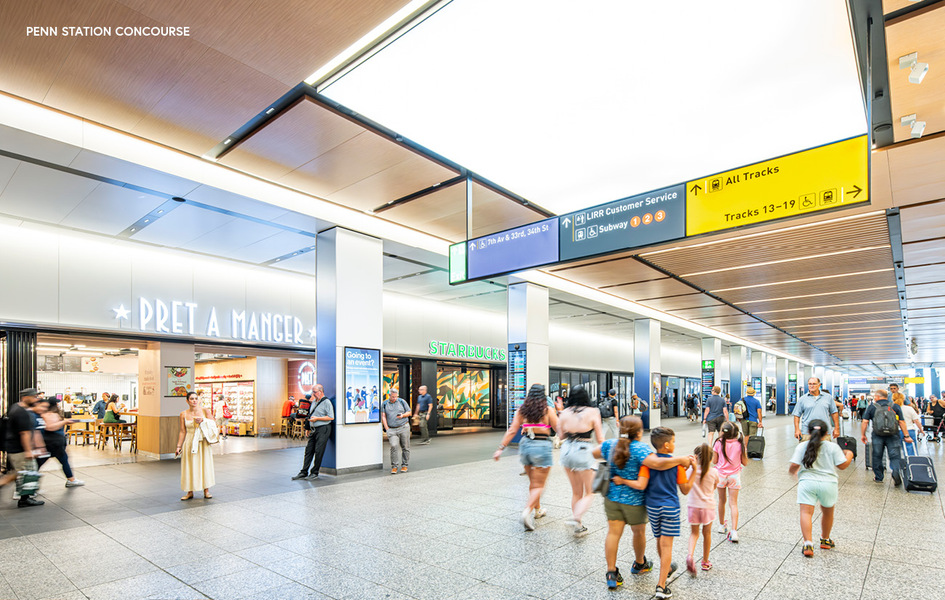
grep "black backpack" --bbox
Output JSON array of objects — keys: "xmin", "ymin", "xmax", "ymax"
[
  {"xmin": 873, "ymin": 402, "xmax": 898, "ymax": 436},
  {"xmin": 599, "ymin": 398, "xmax": 615, "ymax": 419}
]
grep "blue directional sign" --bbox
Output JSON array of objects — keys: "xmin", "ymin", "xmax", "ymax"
[
  {"xmin": 558, "ymin": 185, "xmax": 686, "ymax": 261},
  {"xmin": 466, "ymin": 217, "xmax": 559, "ymax": 280}
]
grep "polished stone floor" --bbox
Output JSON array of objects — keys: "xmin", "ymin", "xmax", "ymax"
[{"xmin": 1, "ymin": 415, "xmax": 943, "ymax": 600}]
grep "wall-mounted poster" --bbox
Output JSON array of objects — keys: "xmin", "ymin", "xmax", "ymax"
[
  {"xmin": 166, "ymin": 366, "xmax": 193, "ymax": 397},
  {"xmin": 344, "ymin": 347, "xmax": 380, "ymax": 424}
]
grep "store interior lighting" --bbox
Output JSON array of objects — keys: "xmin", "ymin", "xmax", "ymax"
[
  {"xmin": 321, "ymin": 0, "xmax": 866, "ymax": 215},
  {"xmin": 899, "ymin": 52, "xmax": 929, "ymax": 84},
  {"xmin": 900, "ymin": 113, "xmax": 927, "ymax": 138}
]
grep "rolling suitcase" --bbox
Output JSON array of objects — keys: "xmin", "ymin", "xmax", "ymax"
[
  {"xmin": 837, "ymin": 419, "xmax": 857, "ymax": 460},
  {"xmin": 864, "ymin": 442, "xmax": 872, "ymax": 470},
  {"xmin": 747, "ymin": 427, "xmax": 765, "ymax": 459},
  {"xmin": 900, "ymin": 455, "xmax": 937, "ymax": 493}
]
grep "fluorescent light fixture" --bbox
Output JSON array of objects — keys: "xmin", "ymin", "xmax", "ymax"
[
  {"xmin": 322, "ymin": 0, "xmax": 866, "ymax": 215},
  {"xmin": 679, "ymin": 245, "xmax": 889, "ymax": 278},
  {"xmin": 711, "ymin": 268, "xmax": 892, "ymax": 293}
]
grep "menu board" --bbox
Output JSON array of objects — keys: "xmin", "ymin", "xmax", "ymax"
[
  {"xmin": 63, "ymin": 356, "xmax": 82, "ymax": 372},
  {"xmin": 42, "ymin": 355, "xmax": 62, "ymax": 372},
  {"xmin": 166, "ymin": 366, "xmax": 193, "ymax": 397},
  {"xmin": 701, "ymin": 360, "xmax": 715, "ymax": 400},
  {"xmin": 507, "ymin": 347, "xmax": 527, "ymax": 429}
]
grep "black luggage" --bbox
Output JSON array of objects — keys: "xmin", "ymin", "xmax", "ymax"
[
  {"xmin": 901, "ymin": 455, "xmax": 937, "ymax": 493},
  {"xmin": 747, "ymin": 427, "xmax": 765, "ymax": 459},
  {"xmin": 837, "ymin": 420, "xmax": 856, "ymax": 460},
  {"xmin": 865, "ymin": 442, "xmax": 872, "ymax": 470}
]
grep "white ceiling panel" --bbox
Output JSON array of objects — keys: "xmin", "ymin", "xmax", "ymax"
[
  {"xmin": 383, "ymin": 271, "xmax": 450, "ymax": 295},
  {"xmin": 185, "ymin": 185, "xmax": 292, "ymax": 221},
  {"xmin": 383, "ymin": 239, "xmax": 448, "ymax": 270},
  {"xmin": 271, "ymin": 251, "xmax": 317, "ymax": 275},
  {"xmin": 384, "ymin": 255, "xmax": 433, "ymax": 280},
  {"xmin": 0, "ymin": 125, "xmax": 82, "ymax": 165},
  {"xmin": 445, "ymin": 292, "xmax": 509, "ymax": 313},
  {"xmin": 0, "ymin": 162, "xmax": 98, "ymax": 223},
  {"xmin": 424, "ymin": 281, "xmax": 504, "ymax": 301},
  {"xmin": 270, "ymin": 211, "xmax": 327, "ymax": 233},
  {"xmin": 59, "ymin": 184, "xmax": 165, "ymax": 235},
  {"xmin": 226, "ymin": 230, "xmax": 318, "ymax": 263},
  {"xmin": 181, "ymin": 218, "xmax": 287, "ymax": 255},
  {"xmin": 69, "ymin": 150, "xmax": 200, "ymax": 197},
  {"xmin": 130, "ymin": 204, "xmax": 234, "ymax": 247},
  {"xmin": 0, "ymin": 156, "xmax": 19, "ymax": 193}
]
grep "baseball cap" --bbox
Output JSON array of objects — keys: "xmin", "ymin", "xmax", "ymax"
[{"xmin": 608, "ymin": 388, "xmax": 616, "ymax": 395}]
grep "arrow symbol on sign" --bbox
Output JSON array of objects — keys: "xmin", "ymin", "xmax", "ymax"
[
  {"xmin": 849, "ymin": 184, "xmax": 862, "ymax": 198},
  {"xmin": 689, "ymin": 183, "xmax": 702, "ymax": 196},
  {"xmin": 469, "ymin": 242, "xmax": 475, "ymax": 252},
  {"xmin": 563, "ymin": 217, "xmax": 571, "ymax": 228}
]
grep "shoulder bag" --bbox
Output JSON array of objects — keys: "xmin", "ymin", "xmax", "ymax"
[{"xmin": 592, "ymin": 443, "xmax": 613, "ymax": 495}]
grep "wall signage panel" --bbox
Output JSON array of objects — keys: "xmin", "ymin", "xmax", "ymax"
[
  {"xmin": 429, "ymin": 340, "xmax": 506, "ymax": 361},
  {"xmin": 686, "ymin": 135, "xmax": 868, "ymax": 236},
  {"xmin": 701, "ymin": 360, "xmax": 715, "ymax": 400},
  {"xmin": 466, "ymin": 218, "xmax": 558, "ymax": 280},
  {"xmin": 507, "ymin": 346, "xmax": 527, "ymax": 429},
  {"xmin": 343, "ymin": 347, "xmax": 381, "ymax": 424},
  {"xmin": 559, "ymin": 184, "xmax": 685, "ymax": 261}
]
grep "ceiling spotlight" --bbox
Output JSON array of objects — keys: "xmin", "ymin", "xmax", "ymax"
[
  {"xmin": 900, "ymin": 113, "xmax": 926, "ymax": 138},
  {"xmin": 899, "ymin": 52, "xmax": 929, "ymax": 84}
]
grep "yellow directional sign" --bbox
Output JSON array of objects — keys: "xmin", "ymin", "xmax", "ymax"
[{"xmin": 686, "ymin": 135, "xmax": 869, "ymax": 236}]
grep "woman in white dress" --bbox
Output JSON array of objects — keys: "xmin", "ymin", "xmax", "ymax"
[{"xmin": 176, "ymin": 392, "xmax": 215, "ymax": 500}]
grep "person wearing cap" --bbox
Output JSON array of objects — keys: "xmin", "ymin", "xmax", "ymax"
[
  {"xmin": 599, "ymin": 389, "xmax": 620, "ymax": 440},
  {"xmin": 0, "ymin": 388, "xmax": 48, "ymax": 507}
]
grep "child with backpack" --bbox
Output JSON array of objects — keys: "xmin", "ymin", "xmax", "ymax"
[
  {"xmin": 638, "ymin": 427, "xmax": 693, "ymax": 599},
  {"xmin": 713, "ymin": 421, "xmax": 747, "ymax": 542},
  {"xmin": 685, "ymin": 443, "xmax": 719, "ymax": 575},
  {"xmin": 789, "ymin": 419, "xmax": 854, "ymax": 557}
]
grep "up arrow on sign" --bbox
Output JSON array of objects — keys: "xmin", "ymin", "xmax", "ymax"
[{"xmin": 563, "ymin": 217, "xmax": 571, "ymax": 228}]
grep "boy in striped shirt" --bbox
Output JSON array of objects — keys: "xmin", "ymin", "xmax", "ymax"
[{"xmin": 638, "ymin": 427, "xmax": 694, "ymax": 599}]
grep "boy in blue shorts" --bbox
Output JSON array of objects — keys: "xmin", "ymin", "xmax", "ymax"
[{"xmin": 638, "ymin": 427, "xmax": 693, "ymax": 599}]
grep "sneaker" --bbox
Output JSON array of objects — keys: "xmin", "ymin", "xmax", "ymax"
[
  {"xmin": 667, "ymin": 562, "xmax": 678, "ymax": 579},
  {"xmin": 717, "ymin": 522, "xmax": 729, "ymax": 535},
  {"xmin": 534, "ymin": 508, "xmax": 547, "ymax": 519},
  {"xmin": 873, "ymin": 477, "xmax": 883, "ymax": 483},
  {"xmin": 521, "ymin": 508, "xmax": 536, "ymax": 531},
  {"xmin": 305, "ymin": 473, "xmax": 319, "ymax": 480},
  {"xmin": 819, "ymin": 538, "xmax": 835, "ymax": 550},
  {"xmin": 802, "ymin": 542, "xmax": 814, "ymax": 558},
  {"xmin": 573, "ymin": 525, "xmax": 589, "ymax": 537},
  {"xmin": 728, "ymin": 529, "xmax": 739, "ymax": 543},
  {"xmin": 605, "ymin": 569, "xmax": 623, "ymax": 589},
  {"xmin": 630, "ymin": 558, "xmax": 653, "ymax": 575},
  {"xmin": 701, "ymin": 560, "xmax": 712, "ymax": 571},
  {"xmin": 400, "ymin": 466, "xmax": 408, "ymax": 473},
  {"xmin": 291, "ymin": 472, "xmax": 308, "ymax": 480},
  {"xmin": 65, "ymin": 480, "xmax": 85, "ymax": 487},
  {"xmin": 892, "ymin": 472, "xmax": 902, "ymax": 487},
  {"xmin": 686, "ymin": 555, "xmax": 696, "ymax": 577},
  {"xmin": 419, "ymin": 440, "xmax": 431, "ymax": 445},
  {"xmin": 564, "ymin": 518, "xmax": 580, "ymax": 531},
  {"xmin": 655, "ymin": 584, "xmax": 673, "ymax": 599},
  {"xmin": 391, "ymin": 468, "xmax": 398, "ymax": 475},
  {"xmin": 17, "ymin": 496, "xmax": 44, "ymax": 508}
]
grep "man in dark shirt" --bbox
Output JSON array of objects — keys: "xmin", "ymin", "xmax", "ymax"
[
  {"xmin": 861, "ymin": 388, "xmax": 912, "ymax": 485},
  {"xmin": 702, "ymin": 386, "xmax": 728, "ymax": 446},
  {"xmin": 414, "ymin": 385, "xmax": 435, "ymax": 445},
  {"xmin": 0, "ymin": 388, "xmax": 47, "ymax": 507}
]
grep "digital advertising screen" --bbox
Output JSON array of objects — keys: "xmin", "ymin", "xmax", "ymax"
[{"xmin": 343, "ymin": 347, "xmax": 381, "ymax": 424}]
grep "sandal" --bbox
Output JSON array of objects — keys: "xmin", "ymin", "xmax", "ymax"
[
  {"xmin": 180, "ymin": 493, "xmax": 193, "ymax": 501},
  {"xmin": 701, "ymin": 560, "xmax": 712, "ymax": 571},
  {"xmin": 203, "ymin": 493, "xmax": 213, "ymax": 499}
]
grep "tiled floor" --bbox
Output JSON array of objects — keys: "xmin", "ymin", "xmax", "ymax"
[{"xmin": 1, "ymin": 415, "xmax": 943, "ymax": 600}]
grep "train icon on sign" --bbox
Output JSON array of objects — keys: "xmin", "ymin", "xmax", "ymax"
[{"xmin": 709, "ymin": 178, "xmax": 723, "ymax": 193}]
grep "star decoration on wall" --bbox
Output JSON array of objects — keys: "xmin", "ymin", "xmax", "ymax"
[
  {"xmin": 113, "ymin": 305, "xmax": 131, "ymax": 321},
  {"xmin": 308, "ymin": 327, "xmax": 316, "ymax": 339}
]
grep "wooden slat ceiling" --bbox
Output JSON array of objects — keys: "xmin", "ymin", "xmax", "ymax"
[{"xmin": 885, "ymin": 3, "xmax": 945, "ymax": 143}]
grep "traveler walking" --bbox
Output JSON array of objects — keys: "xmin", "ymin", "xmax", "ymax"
[
  {"xmin": 494, "ymin": 383, "xmax": 558, "ymax": 531},
  {"xmin": 176, "ymin": 391, "xmax": 215, "ymax": 500},
  {"xmin": 739, "ymin": 387, "xmax": 763, "ymax": 438},
  {"xmin": 0, "ymin": 389, "xmax": 47, "ymax": 507},
  {"xmin": 789, "ymin": 419, "xmax": 853, "ymax": 557},
  {"xmin": 381, "ymin": 388, "xmax": 411, "ymax": 474},
  {"xmin": 215, "ymin": 398, "xmax": 232, "ymax": 439},
  {"xmin": 860, "ymin": 389, "xmax": 912, "ymax": 485},
  {"xmin": 685, "ymin": 443, "xmax": 719, "ymax": 575},
  {"xmin": 599, "ymin": 389, "xmax": 620, "ymax": 440},
  {"xmin": 713, "ymin": 421, "xmax": 747, "ymax": 542},
  {"xmin": 558, "ymin": 385, "xmax": 603, "ymax": 535},
  {"xmin": 702, "ymin": 386, "xmax": 727, "ymax": 446},
  {"xmin": 414, "ymin": 385, "xmax": 435, "ymax": 445},
  {"xmin": 856, "ymin": 394, "xmax": 867, "ymax": 420},
  {"xmin": 793, "ymin": 378, "xmax": 840, "ymax": 441},
  {"xmin": 292, "ymin": 384, "xmax": 334, "ymax": 480},
  {"xmin": 35, "ymin": 398, "xmax": 84, "ymax": 487}
]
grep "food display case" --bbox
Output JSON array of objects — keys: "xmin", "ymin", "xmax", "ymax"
[{"xmin": 194, "ymin": 381, "xmax": 256, "ymax": 436}]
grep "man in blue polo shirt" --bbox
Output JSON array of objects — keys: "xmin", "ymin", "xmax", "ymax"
[
  {"xmin": 740, "ymin": 387, "xmax": 763, "ymax": 438},
  {"xmin": 793, "ymin": 377, "xmax": 840, "ymax": 441}
]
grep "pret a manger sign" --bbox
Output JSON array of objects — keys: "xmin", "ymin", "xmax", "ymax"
[{"xmin": 114, "ymin": 298, "xmax": 311, "ymax": 345}]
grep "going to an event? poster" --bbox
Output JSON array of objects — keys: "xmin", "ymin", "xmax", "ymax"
[{"xmin": 344, "ymin": 347, "xmax": 380, "ymax": 424}]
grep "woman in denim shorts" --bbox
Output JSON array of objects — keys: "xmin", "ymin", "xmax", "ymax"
[
  {"xmin": 558, "ymin": 385, "xmax": 603, "ymax": 535},
  {"xmin": 495, "ymin": 384, "xmax": 559, "ymax": 531}
]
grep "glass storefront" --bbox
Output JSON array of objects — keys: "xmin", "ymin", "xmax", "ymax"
[{"xmin": 550, "ymin": 369, "xmax": 632, "ymax": 413}]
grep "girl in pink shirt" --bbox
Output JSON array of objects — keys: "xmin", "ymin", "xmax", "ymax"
[
  {"xmin": 686, "ymin": 443, "xmax": 720, "ymax": 574},
  {"xmin": 713, "ymin": 422, "xmax": 748, "ymax": 542}
]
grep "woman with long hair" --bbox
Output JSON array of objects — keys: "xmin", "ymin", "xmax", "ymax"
[
  {"xmin": 557, "ymin": 385, "xmax": 603, "ymax": 536},
  {"xmin": 494, "ymin": 383, "xmax": 559, "ymax": 531},
  {"xmin": 788, "ymin": 419, "xmax": 853, "ymax": 557},
  {"xmin": 176, "ymin": 391, "xmax": 215, "ymax": 500}
]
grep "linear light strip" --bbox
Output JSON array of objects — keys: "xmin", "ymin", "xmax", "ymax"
[
  {"xmin": 751, "ymin": 298, "xmax": 899, "ymax": 315},
  {"xmin": 736, "ymin": 286, "xmax": 896, "ymax": 305},
  {"xmin": 641, "ymin": 210, "xmax": 886, "ymax": 257},
  {"xmin": 711, "ymin": 269, "xmax": 891, "ymax": 293},
  {"xmin": 679, "ymin": 245, "xmax": 890, "ymax": 278},
  {"xmin": 785, "ymin": 318, "xmax": 900, "ymax": 330}
]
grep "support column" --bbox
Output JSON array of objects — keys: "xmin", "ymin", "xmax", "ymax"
[
  {"xmin": 841, "ymin": 372, "xmax": 849, "ymax": 402},
  {"xmin": 729, "ymin": 346, "xmax": 747, "ymax": 408},
  {"xmin": 2, "ymin": 329, "xmax": 36, "ymax": 410},
  {"xmin": 137, "ymin": 342, "xmax": 195, "ymax": 459},
  {"xmin": 751, "ymin": 350, "xmax": 767, "ymax": 415},
  {"xmin": 931, "ymin": 368, "xmax": 941, "ymax": 397},
  {"xmin": 803, "ymin": 365, "xmax": 814, "ymax": 386},
  {"xmin": 508, "ymin": 280, "xmax": 549, "ymax": 437},
  {"xmin": 916, "ymin": 368, "xmax": 928, "ymax": 398},
  {"xmin": 316, "ymin": 227, "xmax": 384, "ymax": 475},
  {"xmin": 776, "ymin": 358, "xmax": 788, "ymax": 415},
  {"xmin": 636, "ymin": 320, "xmax": 662, "ymax": 430}
]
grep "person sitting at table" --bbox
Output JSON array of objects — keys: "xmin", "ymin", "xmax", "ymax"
[
  {"xmin": 91, "ymin": 393, "xmax": 109, "ymax": 420},
  {"xmin": 103, "ymin": 395, "xmax": 125, "ymax": 423}
]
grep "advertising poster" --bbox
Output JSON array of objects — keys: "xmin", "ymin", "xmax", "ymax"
[
  {"xmin": 344, "ymin": 347, "xmax": 380, "ymax": 424},
  {"xmin": 650, "ymin": 373, "xmax": 661, "ymax": 410},
  {"xmin": 166, "ymin": 366, "xmax": 193, "ymax": 397}
]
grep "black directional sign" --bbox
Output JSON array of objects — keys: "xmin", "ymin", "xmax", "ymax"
[{"xmin": 558, "ymin": 184, "xmax": 686, "ymax": 261}]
